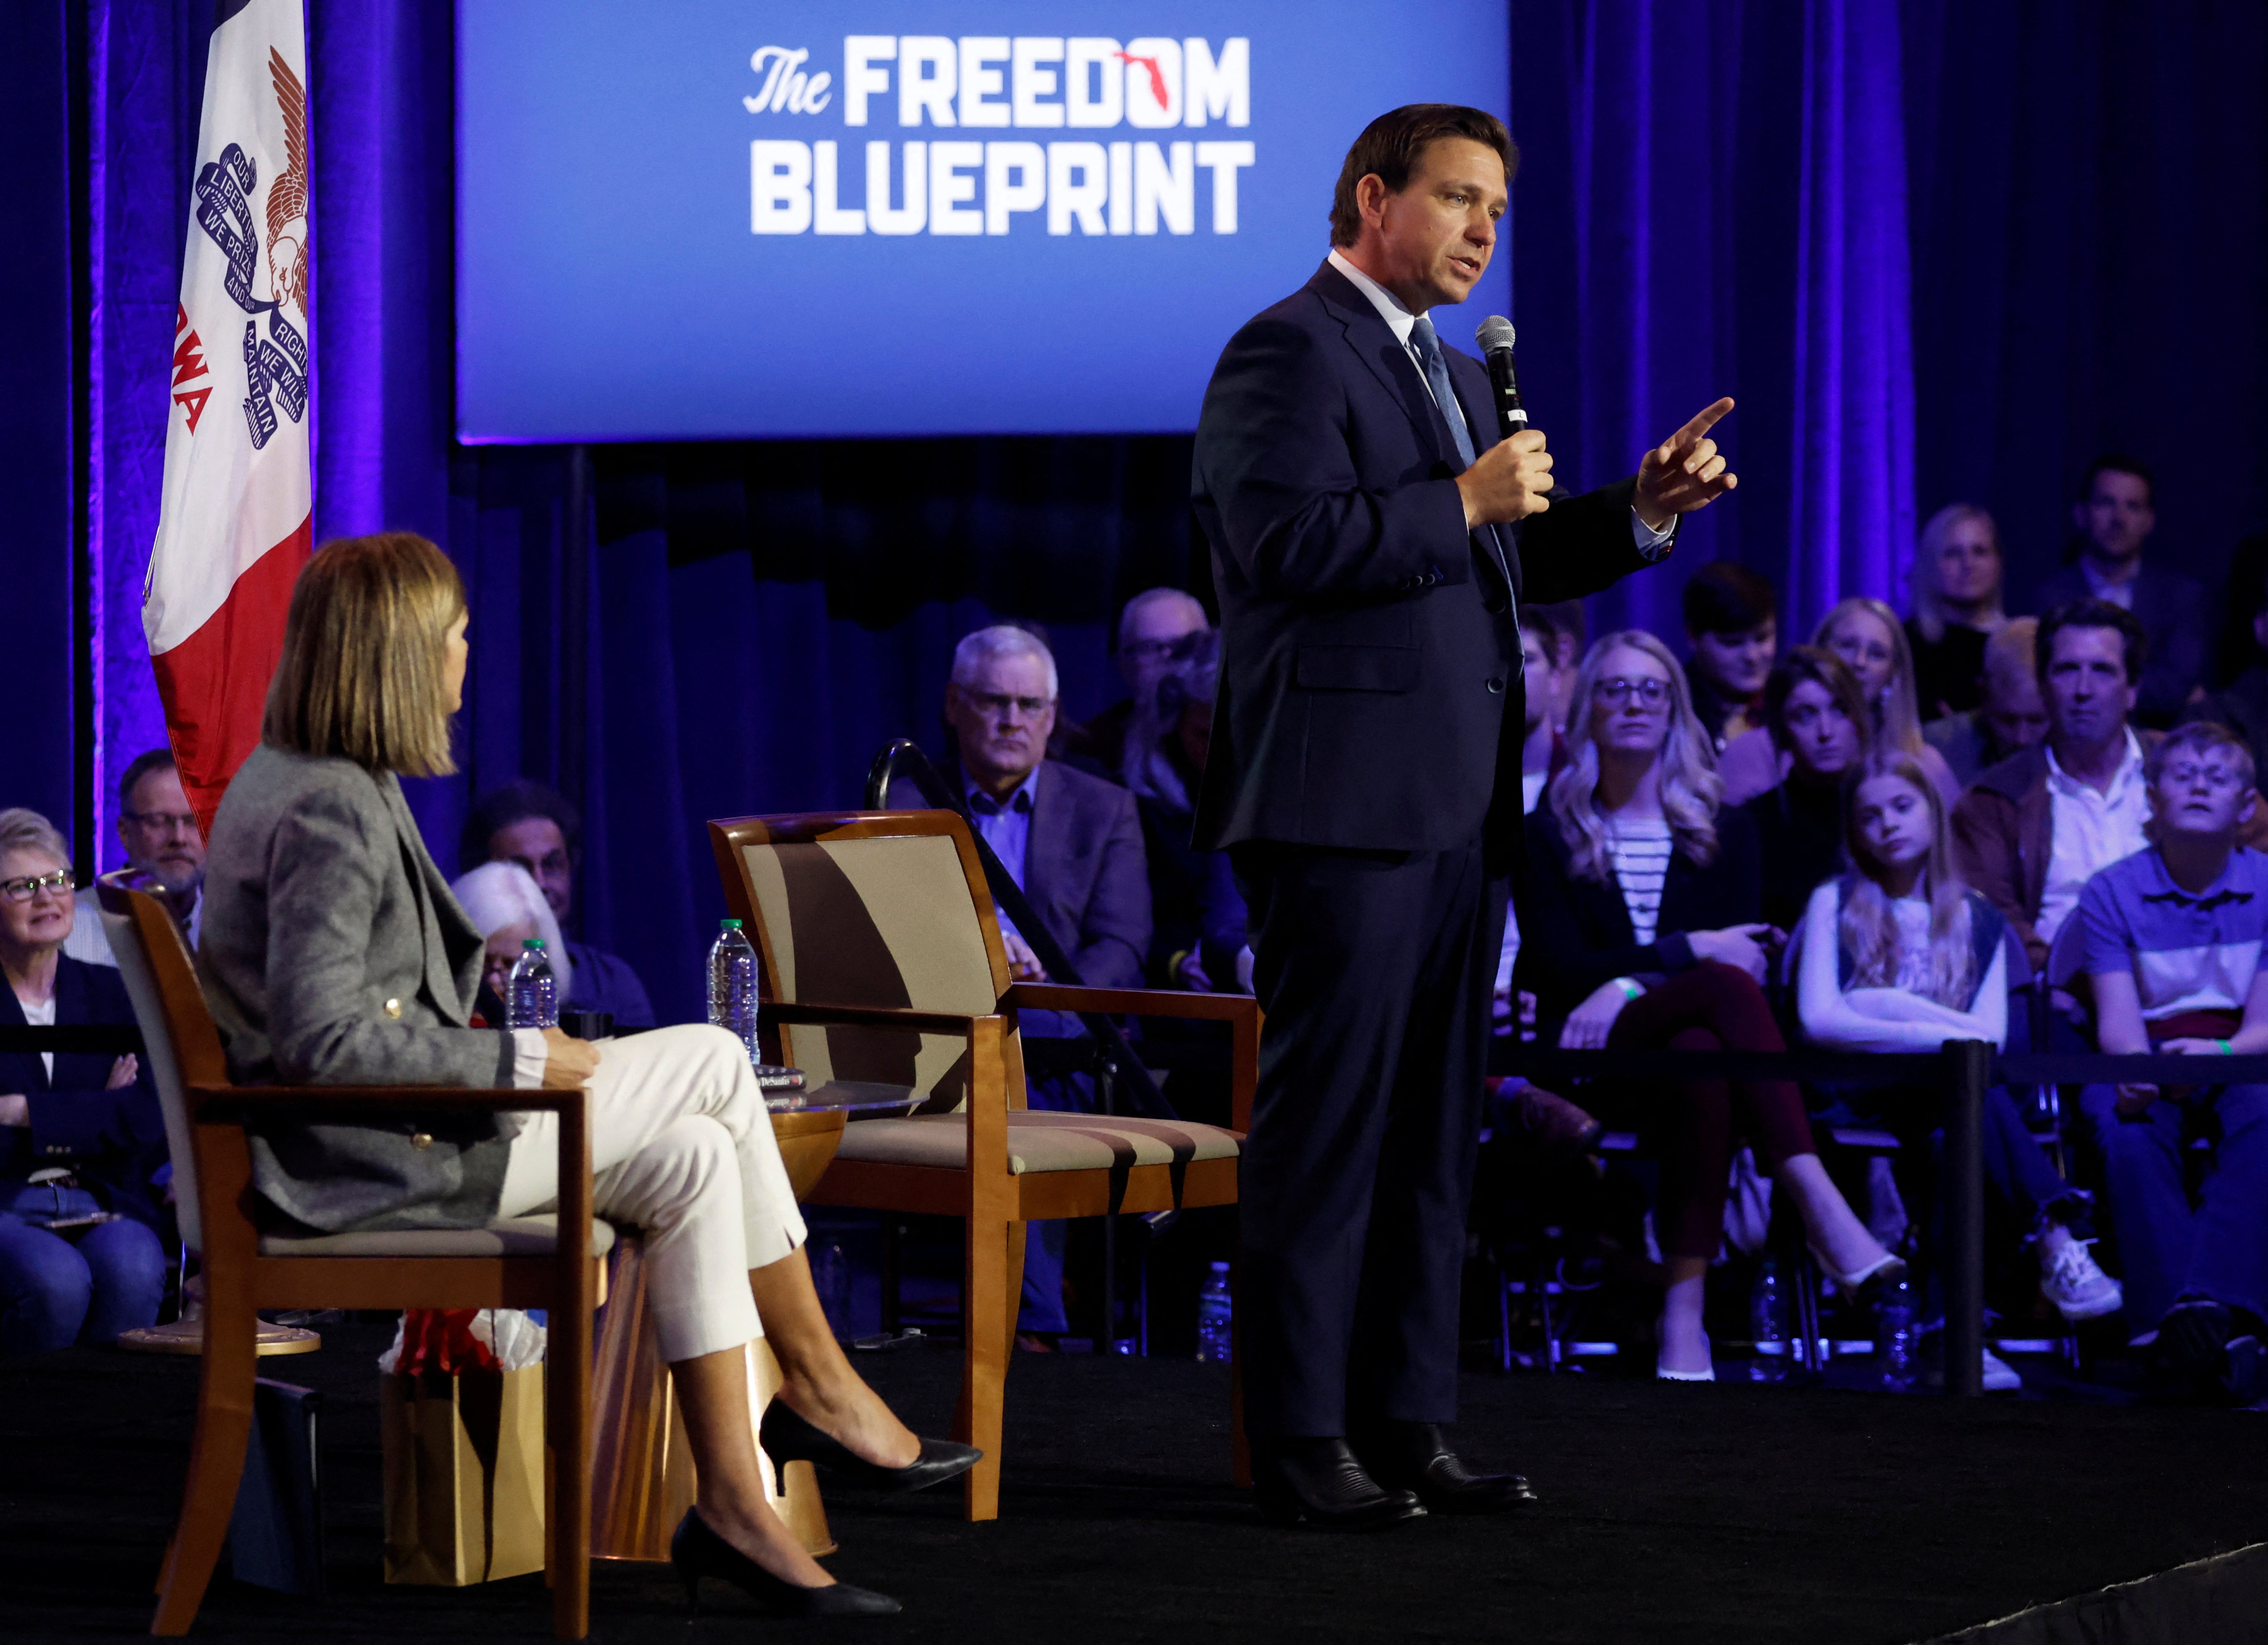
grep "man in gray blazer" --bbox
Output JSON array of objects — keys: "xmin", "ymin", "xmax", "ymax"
[{"xmin": 897, "ymin": 624, "xmax": 1151, "ymax": 1341}]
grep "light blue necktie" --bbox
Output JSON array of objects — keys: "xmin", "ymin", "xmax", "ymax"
[{"xmin": 1409, "ymin": 314, "xmax": 1478, "ymax": 470}]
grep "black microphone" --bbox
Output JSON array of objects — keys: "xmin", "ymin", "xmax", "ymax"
[{"xmin": 1474, "ymin": 315, "xmax": 1526, "ymax": 440}]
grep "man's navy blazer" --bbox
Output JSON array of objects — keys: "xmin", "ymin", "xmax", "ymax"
[
  {"xmin": 0, "ymin": 954, "xmax": 167, "ymax": 1230},
  {"xmin": 1192, "ymin": 260, "xmax": 1658, "ymax": 857}
]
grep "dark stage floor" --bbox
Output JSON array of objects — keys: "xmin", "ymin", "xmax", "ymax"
[{"xmin": 5, "ymin": 1322, "xmax": 2268, "ymax": 1645}]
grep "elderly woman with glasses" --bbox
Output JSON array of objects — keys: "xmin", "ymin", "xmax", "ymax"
[
  {"xmin": 1514, "ymin": 633, "xmax": 1897, "ymax": 1382},
  {"xmin": 199, "ymin": 533, "xmax": 968, "ymax": 1619},
  {"xmin": 0, "ymin": 808, "xmax": 168, "ymax": 1355}
]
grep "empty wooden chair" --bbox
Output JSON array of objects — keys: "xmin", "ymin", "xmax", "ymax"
[{"xmin": 708, "ymin": 809, "xmax": 1255, "ymax": 1519}]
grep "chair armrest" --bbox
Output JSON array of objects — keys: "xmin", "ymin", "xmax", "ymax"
[
  {"xmin": 188, "ymin": 1084, "xmax": 580, "ymax": 1123},
  {"xmin": 763, "ymin": 1001, "xmax": 1003, "ymax": 1035},
  {"xmin": 1004, "ymin": 983, "xmax": 1258, "ymax": 1025}
]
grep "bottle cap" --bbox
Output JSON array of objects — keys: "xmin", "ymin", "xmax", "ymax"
[
  {"xmin": 523, "ymin": 937, "xmax": 545, "ymax": 949},
  {"xmin": 721, "ymin": 918, "xmax": 744, "ymax": 930},
  {"xmin": 1210, "ymin": 1260, "xmax": 1229, "ymax": 1273}
]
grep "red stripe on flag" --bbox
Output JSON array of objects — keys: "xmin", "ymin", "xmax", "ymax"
[{"xmin": 150, "ymin": 515, "xmax": 313, "ymax": 838}]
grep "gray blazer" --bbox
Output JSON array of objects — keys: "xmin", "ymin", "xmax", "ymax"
[{"xmin": 199, "ymin": 745, "xmax": 518, "ymax": 1233}]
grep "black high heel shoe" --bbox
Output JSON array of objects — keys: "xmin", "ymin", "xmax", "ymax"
[
  {"xmin": 760, "ymin": 1399, "xmax": 982, "ymax": 1492},
  {"xmin": 669, "ymin": 1507, "xmax": 899, "ymax": 1617}
]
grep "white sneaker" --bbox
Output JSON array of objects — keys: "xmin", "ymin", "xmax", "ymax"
[
  {"xmin": 1982, "ymin": 1346, "xmax": 2021, "ymax": 1393},
  {"xmin": 2041, "ymin": 1241, "xmax": 2124, "ymax": 1321}
]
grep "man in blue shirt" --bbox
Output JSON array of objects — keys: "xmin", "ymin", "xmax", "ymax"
[
  {"xmin": 922, "ymin": 624, "xmax": 1151, "ymax": 1344},
  {"xmin": 2060, "ymin": 721, "xmax": 2268, "ymax": 1401},
  {"xmin": 459, "ymin": 781, "xmax": 656, "ymax": 1030}
]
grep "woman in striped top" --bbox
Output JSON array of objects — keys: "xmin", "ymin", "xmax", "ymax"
[{"xmin": 1517, "ymin": 631, "xmax": 1897, "ymax": 1380}]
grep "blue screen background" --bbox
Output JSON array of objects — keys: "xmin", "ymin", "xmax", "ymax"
[{"xmin": 457, "ymin": 1, "xmax": 1511, "ymax": 440}]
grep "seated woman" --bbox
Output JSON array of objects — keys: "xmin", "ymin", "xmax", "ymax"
[
  {"xmin": 1515, "ymin": 631, "xmax": 1898, "ymax": 1382},
  {"xmin": 0, "ymin": 808, "xmax": 168, "ymax": 1354},
  {"xmin": 1721, "ymin": 597, "xmax": 1960, "ymax": 809},
  {"xmin": 1742, "ymin": 647, "xmax": 1872, "ymax": 933},
  {"xmin": 200, "ymin": 533, "xmax": 973, "ymax": 1619},
  {"xmin": 451, "ymin": 860, "xmax": 572, "ymax": 1027},
  {"xmin": 1906, "ymin": 504, "xmax": 2008, "ymax": 722},
  {"xmin": 1794, "ymin": 752, "xmax": 2121, "ymax": 1388}
]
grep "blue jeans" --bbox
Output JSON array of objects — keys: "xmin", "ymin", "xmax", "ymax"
[
  {"xmin": 0, "ymin": 1188, "xmax": 167, "ymax": 1356},
  {"xmin": 2077, "ymin": 1083, "xmax": 2268, "ymax": 1331}
]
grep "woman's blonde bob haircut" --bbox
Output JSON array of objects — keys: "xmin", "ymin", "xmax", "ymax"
[{"xmin": 262, "ymin": 533, "xmax": 466, "ymax": 777}]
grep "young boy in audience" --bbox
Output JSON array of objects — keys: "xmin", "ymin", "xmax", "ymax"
[{"xmin": 2059, "ymin": 722, "xmax": 2268, "ymax": 1402}]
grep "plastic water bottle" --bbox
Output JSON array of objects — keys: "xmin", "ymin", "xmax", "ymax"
[
  {"xmin": 1195, "ymin": 1262, "xmax": 1233, "ymax": 1364},
  {"xmin": 707, "ymin": 919, "xmax": 760, "ymax": 1061},
  {"xmin": 1749, "ymin": 1256, "xmax": 1787, "ymax": 1382},
  {"xmin": 505, "ymin": 938, "xmax": 558, "ymax": 1029},
  {"xmin": 1879, "ymin": 1272, "xmax": 1917, "ymax": 1390}
]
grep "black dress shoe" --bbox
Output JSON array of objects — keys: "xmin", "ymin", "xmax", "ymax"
[
  {"xmin": 1351, "ymin": 1421, "xmax": 1537, "ymax": 1514},
  {"xmin": 759, "ymin": 1399, "xmax": 982, "ymax": 1493},
  {"xmin": 1250, "ymin": 1437, "xmax": 1427, "ymax": 1530},
  {"xmin": 669, "ymin": 1507, "xmax": 899, "ymax": 1617}
]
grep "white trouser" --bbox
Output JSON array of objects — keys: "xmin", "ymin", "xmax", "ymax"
[{"xmin": 497, "ymin": 1024, "xmax": 804, "ymax": 1364}]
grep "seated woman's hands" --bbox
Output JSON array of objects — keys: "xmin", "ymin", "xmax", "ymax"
[
  {"xmin": 1559, "ymin": 979, "xmax": 1634, "ymax": 1049},
  {"xmin": 540, "ymin": 1026, "xmax": 601, "ymax": 1089},
  {"xmin": 1687, "ymin": 923, "xmax": 1777, "ymax": 982}
]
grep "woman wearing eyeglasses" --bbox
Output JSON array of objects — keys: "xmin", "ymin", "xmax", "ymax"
[
  {"xmin": 0, "ymin": 808, "xmax": 167, "ymax": 1355},
  {"xmin": 198, "ymin": 534, "xmax": 972, "ymax": 1619},
  {"xmin": 1514, "ymin": 632, "xmax": 1898, "ymax": 1381}
]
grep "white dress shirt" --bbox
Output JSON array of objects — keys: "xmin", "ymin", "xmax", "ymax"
[
  {"xmin": 1324, "ymin": 249, "xmax": 1675, "ymax": 558},
  {"xmin": 2037, "ymin": 730, "xmax": 2151, "ymax": 943}
]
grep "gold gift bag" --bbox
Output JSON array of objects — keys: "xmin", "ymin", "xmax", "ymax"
[{"xmin": 380, "ymin": 1365, "xmax": 547, "ymax": 1585}]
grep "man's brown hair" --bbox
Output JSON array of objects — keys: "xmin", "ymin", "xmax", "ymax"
[
  {"xmin": 1329, "ymin": 104, "xmax": 1518, "ymax": 247},
  {"xmin": 263, "ymin": 532, "xmax": 467, "ymax": 777}
]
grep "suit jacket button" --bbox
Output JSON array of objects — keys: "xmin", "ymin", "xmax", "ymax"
[
  {"xmin": 384, "ymin": 998, "xmax": 403, "ymax": 1019},
  {"xmin": 1486, "ymin": 677, "xmax": 1506, "ymax": 694},
  {"xmin": 410, "ymin": 1131, "xmax": 433, "ymax": 1151}
]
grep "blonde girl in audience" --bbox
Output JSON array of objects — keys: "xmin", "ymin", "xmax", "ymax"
[{"xmin": 1795, "ymin": 751, "xmax": 2121, "ymax": 1383}]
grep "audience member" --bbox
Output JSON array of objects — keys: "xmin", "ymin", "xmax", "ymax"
[
  {"xmin": 1681, "ymin": 563, "xmax": 1778, "ymax": 752},
  {"xmin": 1123, "ymin": 633, "xmax": 1249, "ymax": 994},
  {"xmin": 1720, "ymin": 597, "xmax": 1958, "ymax": 808},
  {"xmin": 1743, "ymin": 648, "xmax": 1871, "ymax": 933},
  {"xmin": 1071, "ymin": 588, "xmax": 1212, "ymax": 777},
  {"xmin": 1925, "ymin": 619, "xmax": 2049, "ymax": 790},
  {"xmin": 1515, "ymin": 631, "xmax": 1895, "ymax": 1381},
  {"xmin": 1794, "ymin": 752, "xmax": 2121, "ymax": 1385},
  {"xmin": 2033, "ymin": 456, "xmax": 2206, "ymax": 728},
  {"xmin": 451, "ymin": 860, "xmax": 575, "ymax": 1026},
  {"xmin": 1906, "ymin": 504, "xmax": 2008, "ymax": 720},
  {"xmin": 918, "ymin": 624, "xmax": 1150, "ymax": 1345},
  {"xmin": 1954, "ymin": 600, "xmax": 2154, "ymax": 972},
  {"xmin": 62, "ymin": 748, "xmax": 204, "ymax": 968},
  {"xmin": 459, "ymin": 780, "xmax": 655, "ymax": 1030},
  {"xmin": 0, "ymin": 808, "xmax": 166, "ymax": 1355},
  {"xmin": 2058, "ymin": 723, "xmax": 2268, "ymax": 1400}
]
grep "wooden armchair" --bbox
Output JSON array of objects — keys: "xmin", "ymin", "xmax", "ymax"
[
  {"xmin": 96, "ymin": 883, "xmax": 611, "ymax": 1640},
  {"xmin": 707, "ymin": 809, "xmax": 1257, "ymax": 1520}
]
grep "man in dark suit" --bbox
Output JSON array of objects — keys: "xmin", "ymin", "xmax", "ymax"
[
  {"xmin": 2033, "ymin": 456, "xmax": 2206, "ymax": 729},
  {"xmin": 1193, "ymin": 104, "xmax": 1736, "ymax": 1527},
  {"xmin": 917, "ymin": 624, "xmax": 1151, "ymax": 1341}
]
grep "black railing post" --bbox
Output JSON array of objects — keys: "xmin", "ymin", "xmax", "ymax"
[{"xmin": 1943, "ymin": 1038, "xmax": 1990, "ymax": 1398}]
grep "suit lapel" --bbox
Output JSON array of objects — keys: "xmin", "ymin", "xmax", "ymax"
[
  {"xmin": 1444, "ymin": 353, "xmax": 1517, "ymax": 597},
  {"xmin": 0, "ymin": 978, "xmax": 44, "ymax": 1094},
  {"xmin": 1023, "ymin": 763, "xmax": 1066, "ymax": 927},
  {"xmin": 1308, "ymin": 263, "xmax": 1455, "ymax": 462},
  {"xmin": 379, "ymin": 774, "xmax": 475, "ymax": 1024}
]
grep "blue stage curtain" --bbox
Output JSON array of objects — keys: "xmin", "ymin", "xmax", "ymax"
[
  {"xmin": 1510, "ymin": 0, "xmax": 1916, "ymax": 642},
  {"xmin": 1899, "ymin": 0, "xmax": 2268, "ymax": 614}
]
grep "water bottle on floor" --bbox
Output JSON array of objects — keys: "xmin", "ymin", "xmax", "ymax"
[
  {"xmin": 1879, "ymin": 1272, "xmax": 1917, "ymax": 1390},
  {"xmin": 505, "ymin": 938, "xmax": 558, "ymax": 1029},
  {"xmin": 1749, "ymin": 1256, "xmax": 1787, "ymax": 1382},
  {"xmin": 1195, "ymin": 1262, "xmax": 1233, "ymax": 1364},
  {"xmin": 707, "ymin": 919, "xmax": 760, "ymax": 1061}
]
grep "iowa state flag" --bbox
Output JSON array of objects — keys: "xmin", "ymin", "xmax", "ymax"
[{"xmin": 146, "ymin": 0, "xmax": 312, "ymax": 836}]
